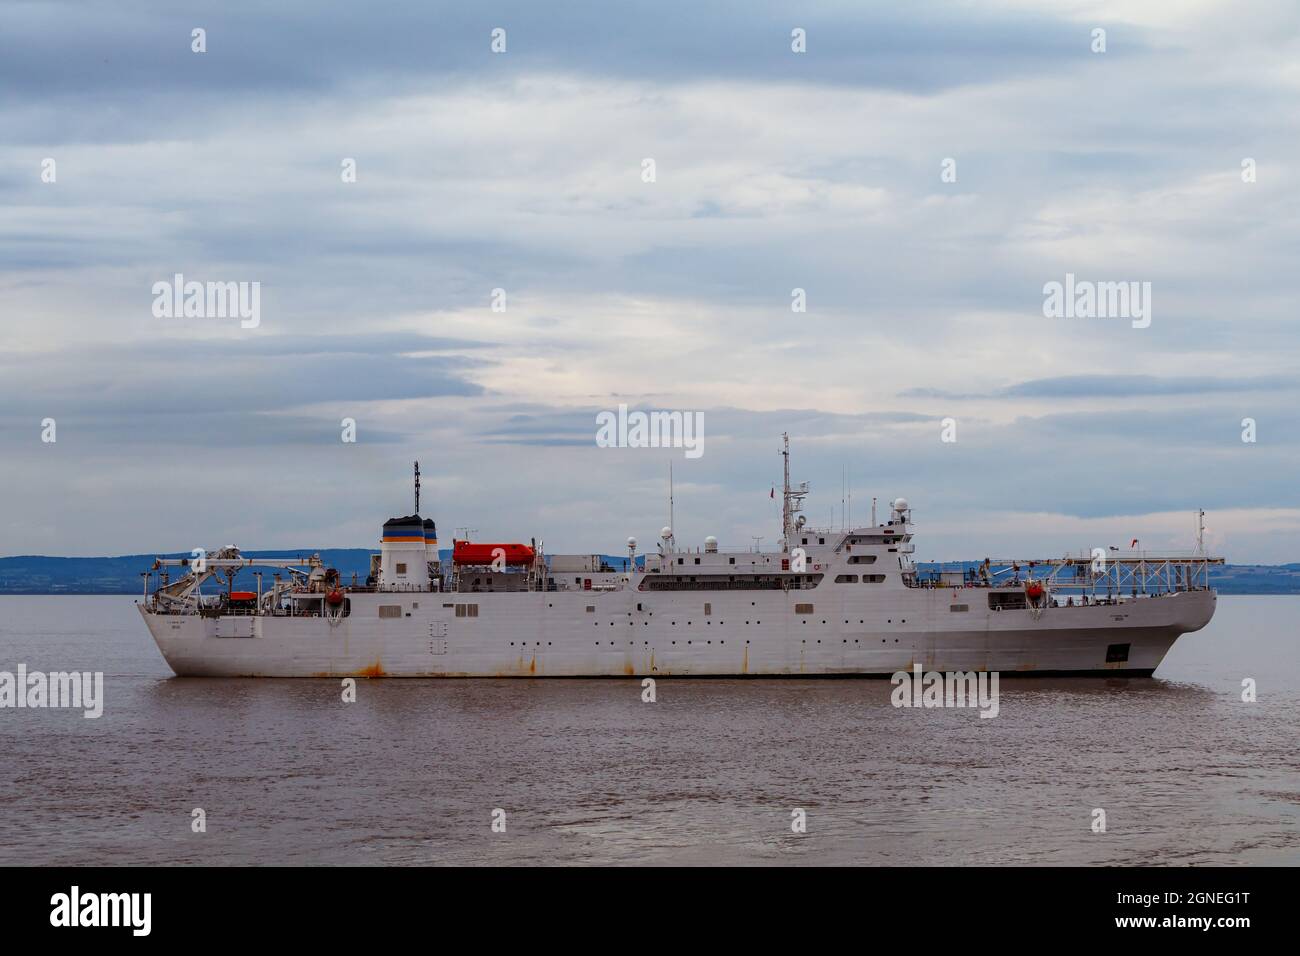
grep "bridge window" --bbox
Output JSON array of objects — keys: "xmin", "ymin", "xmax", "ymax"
[
  {"xmin": 862, "ymin": 574, "xmax": 886, "ymax": 583},
  {"xmin": 835, "ymin": 574, "xmax": 859, "ymax": 583}
]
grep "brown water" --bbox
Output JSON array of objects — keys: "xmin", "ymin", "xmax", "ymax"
[{"xmin": 0, "ymin": 595, "xmax": 1296, "ymax": 865}]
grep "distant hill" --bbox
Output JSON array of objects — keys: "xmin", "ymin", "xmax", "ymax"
[
  {"xmin": 0, "ymin": 551, "xmax": 1297, "ymax": 594},
  {"xmin": 0, "ymin": 550, "xmax": 382, "ymax": 595}
]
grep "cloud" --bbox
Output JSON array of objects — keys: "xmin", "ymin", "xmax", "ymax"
[
  {"xmin": 904, "ymin": 374, "xmax": 1298, "ymax": 400},
  {"xmin": 0, "ymin": 0, "xmax": 1297, "ymax": 563}
]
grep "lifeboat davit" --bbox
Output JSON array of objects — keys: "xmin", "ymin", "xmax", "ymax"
[{"xmin": 453, "ymin": 541, "xmax": 536, "ymax": 566}]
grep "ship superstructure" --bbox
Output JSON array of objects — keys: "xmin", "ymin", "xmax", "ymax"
[{"xmin": 138, "ymin": 442, "xmax": 1221, "ymax": 678}]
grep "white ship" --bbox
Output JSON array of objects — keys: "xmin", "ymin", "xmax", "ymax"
[{"xmin": 139, "ymin": 438, "xmax": 1221, "ymax": 678}]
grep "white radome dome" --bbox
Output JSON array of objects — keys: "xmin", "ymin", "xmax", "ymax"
[
  {"xmin": 893, "ymin": 497, "xmax": 909, "ymax": 512},
  {"xmin": 627, "ymin": 537, "xmax": 637, "ymax": 549},
  {"xmin": 661, "ymin": 527, "xmax": 673, "ymax": 539}
]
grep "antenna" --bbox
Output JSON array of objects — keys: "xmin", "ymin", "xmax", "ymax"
[
  {"xmin": 1196, "ymin": 508, "xmax": 1206, "ymax": 554},
  {"xmin": 414, "ymin": 461, "xmax": 421, "ymax": 514},
  {"xmin": 669, "ymin": 461, "xmax": 675, "ymax": 537}
]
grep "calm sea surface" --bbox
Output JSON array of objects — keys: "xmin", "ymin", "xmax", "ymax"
[{"xmin": 0, "ymin": 594, "xmax": 1296, "ymax": 866}]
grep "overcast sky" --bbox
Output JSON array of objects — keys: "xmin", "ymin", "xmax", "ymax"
[{"xmin": 2, "ymin": 0, "xmax": 1298, "ymax": 562}]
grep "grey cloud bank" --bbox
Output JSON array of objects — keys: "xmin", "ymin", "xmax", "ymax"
[{"xmin": 1, "ymin": 1, "xmax": 1297, "ymax": 563}]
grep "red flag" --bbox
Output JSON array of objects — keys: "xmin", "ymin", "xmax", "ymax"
[
  {"xmin": 770, "ymin": 487, "xmax": 775, "ymax": 499},
  {"xmin": 1130, "ymin": 538, "xmax": 1139, "ymax": 548}
]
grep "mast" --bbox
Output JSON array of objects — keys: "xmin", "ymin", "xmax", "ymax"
[
  {"xmin": 779, "ymin": 433, "xmax": 809, "ymax": 552},
  {"xmin": 414, "ymin": 461, "xmax": 421, "ymax": 514},
  {"xmin": 781, "ymin": 433, "xmax": 791, "ymax": 551}
]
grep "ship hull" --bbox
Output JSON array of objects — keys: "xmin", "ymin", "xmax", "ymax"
[{"xmin": 139, "ymin": 587, "xmax": 1215, "ymax": 678}]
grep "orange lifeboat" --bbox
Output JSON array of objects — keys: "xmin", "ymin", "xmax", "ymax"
[
  {"xmin": 1025, "ymin": 581, "xmax": 1045, "ymax": 599},
  {"xmin": 452, "ymin": 541, "xmax": 536, "ymax": 566}
]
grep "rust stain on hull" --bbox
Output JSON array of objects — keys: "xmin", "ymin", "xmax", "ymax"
[{"xmin": 356, "ymin": 661, "xmax": 385, "ymax": 678}]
